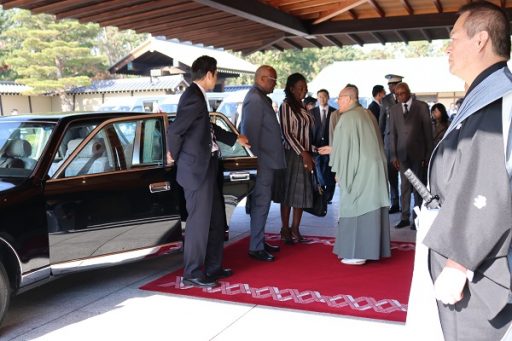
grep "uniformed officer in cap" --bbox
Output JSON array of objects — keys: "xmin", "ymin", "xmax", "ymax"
[{"xmin": 379, "ymin": 74, "xmax": 403, "ymax": 214}]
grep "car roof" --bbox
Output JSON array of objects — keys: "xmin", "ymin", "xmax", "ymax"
[{"xmin": 0, "ymin": 111, "xmax": 154, "ymax": 123}]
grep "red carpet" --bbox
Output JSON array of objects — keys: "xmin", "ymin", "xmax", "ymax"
[{"xmin": 140, "ymin": 235, "xmax": 414, "ymax": 322}]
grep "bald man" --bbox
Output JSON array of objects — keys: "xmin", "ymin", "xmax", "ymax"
[{"xmin": 240, "ymin": 65, "xmax": 286, "ymax": 262}]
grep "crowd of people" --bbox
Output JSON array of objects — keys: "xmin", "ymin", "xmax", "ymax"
[{"xmin": 167, "ymin": 1, "xmax": 511, "ymax": 340}]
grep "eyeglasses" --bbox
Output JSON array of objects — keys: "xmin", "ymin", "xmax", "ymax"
[
  {"xmin": 395, "ymin": 91, "xmax": 409, "ymax": 96},
  {"xmin": 338, "ymin": 94, "xmax": 350, "ymax": 100},
  {"xmin": 263, "ymin": 75, "xmax": 277, "ymax": 82}
]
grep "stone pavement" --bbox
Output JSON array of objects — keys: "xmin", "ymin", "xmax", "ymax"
[{"xmin": 2, "ymin": 190, "xmax": 415, "ymax": 340}]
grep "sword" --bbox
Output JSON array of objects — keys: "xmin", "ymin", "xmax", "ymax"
[{"xmin": 403, "ymin": 168, "xmax": 441, "ymax": 209}]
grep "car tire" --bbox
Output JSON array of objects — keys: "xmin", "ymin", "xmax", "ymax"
[{"xmin": 0, "ymin": 262, "xmax": 11, "ymax": 326}]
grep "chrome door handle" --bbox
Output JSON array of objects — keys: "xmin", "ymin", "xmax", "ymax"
[
  {"xmin": 149, "ymin": 181, "xmax": 171, "ymax": 193},
  {"xmin": 229, "ymin": 172, "xmax": 250, "ymax": 181}
]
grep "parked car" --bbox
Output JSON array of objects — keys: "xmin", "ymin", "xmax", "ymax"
[
  {"xmin": 0, "ymin": 111, "xmax": 256, "ymax": 326},
  {"xmin": 217, "ymin": 89, "xmax": 285, "ymax": 128},
  {"xmin": 97, "ymin": 96, "xmax": 168, "ymax": 112}
]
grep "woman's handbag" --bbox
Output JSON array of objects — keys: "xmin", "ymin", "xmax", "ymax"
[{"xmin": 304, "ymin": 170, "xmax": 329, "ymax": 217}]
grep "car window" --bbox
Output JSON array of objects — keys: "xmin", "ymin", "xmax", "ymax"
[
  {"xmin": 0, "ymin": 121, "xmax": 55, "ymax": 177},
  {"xmin": 52, "ymin": 117, "xmax": 164, "ymax": 178},
  {"xmin": 48, "ymin": 122, "xmax": 98, "ymax": 177},
  {"xmin": 210, "ymin": 114, "xmax": 251, "ymax": 158},
  {"xmin": 63, "ymin": 131, "xmax": 113, "ymax": 177}
]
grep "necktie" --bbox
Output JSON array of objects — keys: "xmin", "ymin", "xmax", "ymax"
[
  {"xmin": 403, "ymin": 103, "xmax": 409, "ymax": 115},
  {"xmin": 321, "ymin": 109, "xmax": 326, "ymax": 124}
]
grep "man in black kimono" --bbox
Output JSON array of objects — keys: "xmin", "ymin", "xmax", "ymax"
[{"xmin": 422, "ymin": 2, "xmax": 512, "ymax": 340}]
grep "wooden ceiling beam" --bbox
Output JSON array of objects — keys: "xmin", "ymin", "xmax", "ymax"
[
  {"xmin": 420, "ymin": 28, "xmax": 432, "ymax": 42},
  {"xmin": 118, "ymin": 7, "xmax": 217, "ymax": 30},
  {"xmin": 132, "ymin": 12, "xmax": 229, "ymax": 33},
  {"xmin": 176, "ymin": 25, "xmax": 277, "ymax": 42},
  {"xmin": 312, "ymin": 12, "xmax": 459, "ymax": 34},
  {"xmin": 272, "ymin": 44, "xmax": 285, "ymax": 51},
  {"xmin": 155, "ymin": 18, "xmax": 259, "ymax": 37},
  {"xmin": 215, "ymin": 34, "xmax": 281, "ymax": 49},
  {"xmin": 348, "ymin": 9, "xmax": 358, "ymax": 20},
  {"xmin": 346, "ymin": 33, "xmax": 364, "ymax": 46},
  {"xmin": 193, "ymin": 0, "xmax": 309, "ymax": 36},
  {"xmin": 95, "ymin": 2, "xmax": 197, "ymax": 26},
  {"xmin": 324, "ymin": 35, "xmax": 343, "ymax": 48},
  {"xmin": 368, "ymin": 0, "xmax": 385, "ymax": 17},
  {"xmin": 396, "ymin": 30, "xmax": 409, "ymax": 44},
  {"xmin": 401, "ymin": 0, "xmax": 414, "ymax": 15},
  {"xmin": 306, "ymin": 37, "xmax": 323, "ymax": 48},
  {"xmin": 0, "ymin": 0, "xmax": 48, "ymax": 10},
  {"xmin": 371, "ymin": 31, "xmax": 386, "ymax": 45},
  {"xmin": 432, "ymin": 0, "xmax": 443, "ymax": 13},
  {"xmin": 240, "ymin": 36, "xmax": 286, "ymax": 55},
  {"xmin": 57, "ymin": 0, "xmax": 184, "ymax": 21},
  {"xmin": 283, "ymin": 38, "xmax": 303, "ymax": 50},
  {"xmin": 279, "ymin": 0, "xmax": 334, "ymax": 12},
  {"xmin": 312, "ymin": 0, "xmax": 368, "ymax": 25},
  {"xmin": 30, "ymin": 0, "xmax": 97, "ymax": 14}
]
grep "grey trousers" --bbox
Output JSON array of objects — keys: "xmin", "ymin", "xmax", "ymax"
[{"xmin": 249, "ymin": 164, "xmax": 275, "ymax": 251}]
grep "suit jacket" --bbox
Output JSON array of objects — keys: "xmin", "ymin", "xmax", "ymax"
[
  {"xmin": 389, "ymin": 99, "xmax": 433, "ymax": 163},
  {"xmin": 367, "ymin": 100, "xmax": 381, "ymax": 123},
  {"xmin": 240, "ymin": 85, "xmax": 285, "ymax": 169},
  {"xmin": 167, "ymin": 83, "xmax": 236, "ymax": 191},
  {"xmin": 379, "ymin": 93, "xmax": 396, "ymax": 150},
  {"xmin": 311, "ymin": 105, "xmax": 336, "ymax": 147}
]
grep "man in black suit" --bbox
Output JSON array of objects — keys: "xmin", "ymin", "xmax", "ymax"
[
  {"xmin": 367, "ymin": 84, "xmax": 385, "ymax": 123},
  {"xmin": 379, "ymin": 74, "xmax": 403, "ymax": 214},
  {"xmin": 240, "ymin": 65, "xmax": 285, "ymax": 262},
  {"xmin": 311, "ymin": 89, "xmax": 336, "ymax": 202},
  {"xmin": 389, "ymin": 82, "xmax": 433, "ymax": 229},
  {"xmin": 167, "ymin": 55, "xmax": 248, "ymax": 288}
]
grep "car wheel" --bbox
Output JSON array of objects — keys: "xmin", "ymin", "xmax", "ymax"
[{"xmin": 0, "ymin": 262, "xmax": 11, "ymax": 326}]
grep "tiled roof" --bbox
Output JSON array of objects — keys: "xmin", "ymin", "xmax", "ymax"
[
  {"xmin": 68, "ymin": 74, "xmax": 188, "ymax": 94},
  {"xmin": 0, "ymin": 81, "xmax": 31, "ymax": 95}
]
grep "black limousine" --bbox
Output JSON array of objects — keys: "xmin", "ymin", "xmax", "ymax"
[{"xmin": 0, "ymin": 111, "xmax": 256, "ymax": 325}]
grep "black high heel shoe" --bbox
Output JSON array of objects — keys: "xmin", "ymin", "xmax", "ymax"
[
  {"xmin": 280, "ymin": 227, "xmax": 293, "ymax": 245},
  {"xmin": 291, "ymin": 228, "xmax": 310, "ymax": 243}
]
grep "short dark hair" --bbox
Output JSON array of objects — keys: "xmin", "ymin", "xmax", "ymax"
[
  {"xmin": 317, "ymin": 89, "xmax": 329, "ymax": 97},
  {"xmin": 459, "ymin": 1, "xmax": 511, "ymax": 59},
  {"xmin": 191, "ymin": 55, "xmax": 217, "ymax": 81},
  {"xmin": 303, "ymin": 95, "xmax": 317, "ymax": 106},
  {"xmin": 372, "ymin": 85, "xmax": 385, "ymax": 97},
  {"xmin": 431, "ymin": 103, "xmax": 449, "ymax": 123}
]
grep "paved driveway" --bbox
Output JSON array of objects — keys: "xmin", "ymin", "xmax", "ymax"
[{"xmin": 3, "ymin": 192, "xmax": 415, "ymax": 340}]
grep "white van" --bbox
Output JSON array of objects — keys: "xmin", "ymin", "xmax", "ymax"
[
  {"xmin": 217, "ymin": 89, "xmax": 285, "ymax": 128},
  {"xmin": 97, "ymin": 96, "xmax": 167, "ymax": 112}
]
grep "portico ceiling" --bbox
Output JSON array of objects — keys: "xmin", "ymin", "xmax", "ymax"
[{"xmin": 1, "ymin": 0, "xmax": 511, "ymax": 54}]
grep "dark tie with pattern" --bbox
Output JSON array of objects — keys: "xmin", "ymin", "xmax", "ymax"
[{"xmin": 403, "ymin": 103, "xmax": 409, "ymax": 115}]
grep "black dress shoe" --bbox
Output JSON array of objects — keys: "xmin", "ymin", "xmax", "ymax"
[
  {"xmin": 389, "ymin": 205, "xmax": 400, "ymax": 214},
  {"xmin": 248, "ymin": 250, "xmax": 275, "ymax": 262},
  {"xmin": 182, "ymin": 277, "xmax": 218, "ymax": 288},
  {"xmin": 264, "ymin": 242, "xmax": 280, "ymax": 253},
  {"xmin": 410, "ymin": 222, "xmax": 417, "ymax": 231},
  {"xmin": 394, "ymin": 220, "xmax": 410, "ymax": 229},
  {"xmin": 206, "ymin": 268, "xmax": 233, "ymax": 281}
]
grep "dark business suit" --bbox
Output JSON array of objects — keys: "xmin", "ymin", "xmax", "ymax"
[
  {"xmin": 367, "ymin": 100, "xmax": 381, "ymax": 123},
  {"xmin": 167, "ymin": 82, "xmax": 236, "ymax": 279},
  {"xmin": 240, "ymin": 85, "xmax": 286, "ymax": 251},
  {"xmin": 311, "ymin": 105, "xmax": 336, "ymax": 201},
  {"xmin": 379, "ymin": 93, "xmax": 400, "ymax": 209},
  {"xmin": 389, "ymin": 99, "xmax": 433, "ymax": 222}
]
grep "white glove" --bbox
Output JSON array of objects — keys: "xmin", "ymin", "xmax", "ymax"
[{"xmin": 434, "ymin": 266, "xmax": 467, "ymax": 305}]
